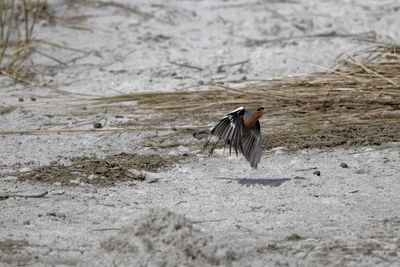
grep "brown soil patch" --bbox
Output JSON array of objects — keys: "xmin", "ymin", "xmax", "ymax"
[
  {"xmin": 17, "ymin": 153, "xmax": 183, "ymax": 187},
  {"xmin": 0, "ymin": 106, "xmax": 16, "ymax": 115},
  {"xmin": 264, "ymin": 124, "xmax": 400, "ymax": 150},
  {"xmin": 0, "ymin": 240, "xmax": 29, "ymax": 253}
]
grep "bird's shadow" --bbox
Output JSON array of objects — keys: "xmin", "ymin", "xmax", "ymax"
[{"xmin": 217, "ymin": 176, "xmax": 305, "ymax": 187}]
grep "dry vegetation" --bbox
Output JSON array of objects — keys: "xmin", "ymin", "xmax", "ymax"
[
  {"xmin": 94, "ymin": 45, "xmax": 400, "ymax": 150},
  {"xmin": 0, "ymin": 0, "xmax": 47, "ymax": 80}
]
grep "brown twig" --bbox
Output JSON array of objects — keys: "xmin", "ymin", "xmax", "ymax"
[
  {"xmin": 192, "ymin": 219, "xmax": 227, "ymax": 224},
  {"xmin": 91, "ymin": 227, "xmax": 120, "ymax": 232},
  {"xmin": 0, "ymin": 191, "xmax": 48, "ymax": 200},
  {"xmin": 217, "ymin": 59, "xmax": 250, "ymax": 73},
  {"xmin": 246, "ymin": 31, "xmax": 376, "ymax": 46},
  {"xmin": 168, "ymin": 59, "xmax": 203, "ymax": 71},
  {"xmin": 0, "ymin": 125, "xmax": 206, "ymax": 136}
]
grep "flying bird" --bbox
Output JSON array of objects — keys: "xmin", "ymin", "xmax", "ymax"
[{"xmin": 201, "ymin": 106, "xmax": 265, "ymax": 169}]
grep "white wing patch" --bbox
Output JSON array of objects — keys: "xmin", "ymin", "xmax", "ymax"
[{"xmin": 230, "ymin": 106, "xmax": 245, "ymax": 114}]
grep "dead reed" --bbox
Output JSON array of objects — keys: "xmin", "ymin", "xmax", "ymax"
[
  {"xmin": 0, "ymin": 0, "xmax": 46, "ymax": 80},
  {"xmin": 94, "ymin": 45, "xmax": 400, "ymax": 150},
  {"xmin": 3, "ymin": 45, "xmax": 397, "ymax": 151}
]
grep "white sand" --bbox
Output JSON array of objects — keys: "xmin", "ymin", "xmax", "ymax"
[{"xmin": 1, "ymin": 1, "xmax": 400, "ymax": 266}]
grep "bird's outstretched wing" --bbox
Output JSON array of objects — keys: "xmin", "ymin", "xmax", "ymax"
[
  {"xmin": 241, "ymin": 120, "xmax": 262, "ymax": 169},
  {"xmin": 209, "ymin": 107, "xmax": 245, "ymax": 156}
]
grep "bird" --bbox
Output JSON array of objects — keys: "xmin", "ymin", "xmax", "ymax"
[{"xmin": 198, "ymin": 106, "xmax": 265, "ymax": 169}]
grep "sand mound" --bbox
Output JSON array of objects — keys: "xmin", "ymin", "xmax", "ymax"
[{"xmin": 98, "ymin": 209, "xmax": 237, "ymax": 267}]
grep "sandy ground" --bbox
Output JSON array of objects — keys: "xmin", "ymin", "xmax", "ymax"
[
  {"xmin": 1, "ymin": 0, "xmax": 400, "ymax": 266},
  {"xmin": 2, "ymin": 146, "xmax": 400, "ymax": 266}
]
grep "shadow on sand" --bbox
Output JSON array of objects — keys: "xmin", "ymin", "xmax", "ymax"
[{"xmin": 217, "ymin": 176, "xmax": 305, "ymax": 187}]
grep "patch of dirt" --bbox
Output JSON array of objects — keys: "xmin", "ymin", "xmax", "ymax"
[
  {"xmin": 0, "ymin": 240, "xmax": 29, "ymax": 253},
  {"xmin": 17, "ymin": 153, "xmax": 183, "ymax": 187},
  {"xmin": 150, "ymin": 123, "xmax": 400, "ymax": 155},
  {"xmin": 264, "ymin": 124, "xmax": 400, "ymax": 151},
  {"xmin": 0, "ymin": 239, "xmax": 32, "ymax": 266},
  {"xmin": 314, "ymin": 242, "xmax": 394, "ymax": 264},
  {"xmin": 97, "ymin": 209, "xmax": 238, "ymax": 266},
  {"xmin": 0, "ymin": 106, "xmax": 16, "ymax": 115}
]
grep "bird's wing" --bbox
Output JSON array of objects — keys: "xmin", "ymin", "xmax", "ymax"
[
  {"xmin": 210, "ymin": 107, "xmax": 245, "ymax": 156},
  {"xmin": 241, "ymin": 120, "xmax": 262, "ymax": 169}
]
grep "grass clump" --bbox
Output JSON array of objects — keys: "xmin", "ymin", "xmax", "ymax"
[{"xmin": 0, "ymin": 0, "xmax": 46, "ymax": 80}]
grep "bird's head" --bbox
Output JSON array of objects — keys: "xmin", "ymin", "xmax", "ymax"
[{"xmin": 251, "ymin": 107, "xmax": 265, "ymax": 119}]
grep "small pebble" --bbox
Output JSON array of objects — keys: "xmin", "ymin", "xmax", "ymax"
[
  {"xmin": 388, "ymin": 251, "xmax": 398, "ymax": 257},
  {"xmin": 30, "ymin": 97, "xmax": 36, "ymax": 101},
  {"xmin": 128, "ymin": 169, "xmax": 143, "ymax": 177},
  {"xmin": 19, "ymin": 167, "xmax": 31, "ymax": 173},
  {"xmin": 127, "ymin": 181, "xmax": 136, "ymax": 186},
  {"xmin": 46, "ymin": 212, "xmax": 66, "ymax": 219},
  {"xmin": 69, "ymin": 178, "xmax": 81, "ymax": 184},
  {"xmin": 147, "ymin": 178, "xmax": 159, "ymax": 183},
  {"xmin": 286, "ymin": 233, "xmax": 303, "ymax": 241},
  {"xmin": 51, "ymin": 190, "xmax": 65, "ymax": 195},
  {"xmin": 340, "ymin": 162, "xmax": 348, "ymax": 168},
  {"xmin": 18, "ymin": 97, "xmax": 24, "ymax": 102},
  {"xmin": 313, "ymin": 170, "xmax": 321, "ymax": 176},
  {"xmin": 93, "ymin": 122, "xmax": 103, "ymax": 129}
]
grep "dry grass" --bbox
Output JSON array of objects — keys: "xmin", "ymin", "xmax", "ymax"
[
  {"xmin": 1, "ymin": 45, "xmax": 397, "ymax": 151},
  {"xmin": 93, "ymin": 45, "xmax": 400, "ymax": 150},
  {"xmin": 0, "ymin": 0, "xmax": 46, "ymax": 80}
]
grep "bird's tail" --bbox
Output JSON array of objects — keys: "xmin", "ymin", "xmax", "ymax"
[
  {"xmin": 193, "ymin": 129, "xmax": 221, "ymax": 156},
  {"xmin": 192, "ymin": 129, "xmax": 211, "ymax": 140}
]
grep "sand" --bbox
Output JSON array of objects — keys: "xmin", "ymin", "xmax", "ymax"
[{"xmin": 1, "ymin": 1, "xmax": 399, "ymax": 266}]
